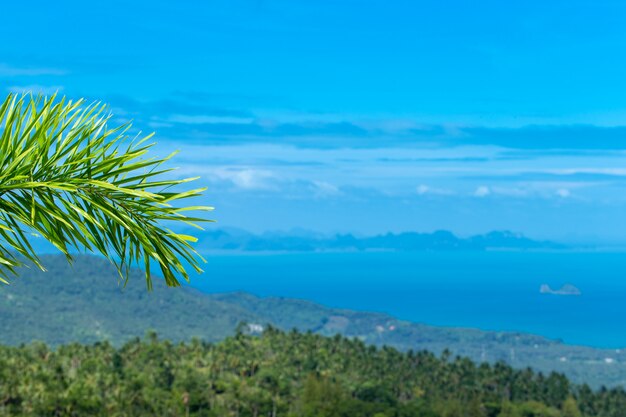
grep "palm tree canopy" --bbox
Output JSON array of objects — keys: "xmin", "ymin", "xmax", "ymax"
[{"xmin": 0, "ymin": 93, "xmax": 213, "ymax": 288}]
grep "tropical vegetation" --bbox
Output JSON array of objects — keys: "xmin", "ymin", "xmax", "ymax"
[
  {"xmin": 1, "ymin": 328, "xmax": 622, "ymax": 417},
  {"xmin": 2, "ymin": 254, "xmax": 625, "ymax": 389},
  {"xmin": 0, "ymin": 93, "xmax": 211, "ymax": 288}
]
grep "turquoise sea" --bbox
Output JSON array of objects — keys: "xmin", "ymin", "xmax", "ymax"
[{"xmin": 191, "ymin": 251, "xmax": 626, "ymax": 349}]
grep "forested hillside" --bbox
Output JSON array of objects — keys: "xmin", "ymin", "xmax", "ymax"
[
  {"xmin": 0, "ymin": 329, "xmax": 621, "ymax": 417},
  {"xmin": 1, "ymin": 255, "xmax": 626, "ymax": 389}
]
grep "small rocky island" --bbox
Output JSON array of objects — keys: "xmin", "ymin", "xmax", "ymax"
[{"xmin": 540, "ymin": 284, "xmax": 581, "ymax": 296}]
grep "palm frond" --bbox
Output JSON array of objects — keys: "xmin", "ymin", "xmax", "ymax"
[{"xmin": 0, "ymin": 93, "xmax": 213, "ymax": 288}]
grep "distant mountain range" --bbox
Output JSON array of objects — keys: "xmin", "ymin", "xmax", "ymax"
[
  {"xmin": 1, "ymin": 255, "xmax": 623, "ymax": 389},
  {"xmin": 24, "ymin": 228, "xmax": 567, "ymax": 254},
  {"xmin": 194, "ymin": 228, "xmax": 565, "ymax": 252}
]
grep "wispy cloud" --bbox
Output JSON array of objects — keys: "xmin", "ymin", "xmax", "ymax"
[
  {"xmin": 456, "ymin": 125, "xmax": 626, "ymax": 150},
  {"xmin": 106, "ymin": 95, "xmax": 254, "ymax": 118},
  {"xmin": 474, "ymin": 186, "xmax": 491, "ymax": 197},
  {"xmin": 209, "ymin": 167, "xmax": 277, "ymax": 190},
  {"xmin": 556, "ymin": 188, "xmax": 571, "ymax": 198},
  {"xmin": 416, "ymin": 184, "xmax": 455, "ymax": 196},
  {"xmin": 417, "ymin": 185, "xmax": 429, "ymax": 195},
  {"xmin": 103, "ymin": 93, "xmax": 626, "ymax": 151},
  {"xmin": 7, "ymin": 85, "xmax": 64, "ymax": 95},
  {"xmin": 311, "ymin": 181, "xmax": 342, "ymax": 198},
  {"xmin": 166, "ymin": 114, "xmax": 255, "ymax": 125},
  {"xmin": 156, "ymin": 117, "xmax": 626, "ymax": 151},
  {"xmin": 155, "ymin": 139, "xmax": 626, "ymax": 204},
  {"xmin": 466, "ymin": 183, "xmax": 588, "ymax": 200},
  {"xmin": 0, "ymin": 63, "xmax": 67, "ymax": 77}
]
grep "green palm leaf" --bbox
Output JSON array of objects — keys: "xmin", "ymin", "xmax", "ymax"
[{"xmin": 0, "ymin": 93, "xmax": 213, "ymax": 288}]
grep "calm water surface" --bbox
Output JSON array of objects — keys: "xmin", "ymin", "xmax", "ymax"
[{"xmin": 190, "ymin": 251, "xmax": 626, "ymax": 348}]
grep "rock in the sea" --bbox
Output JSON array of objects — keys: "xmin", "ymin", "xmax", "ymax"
[{"xmin": 540, "ymin": 283, "xmax": 581, "ymax": 296}]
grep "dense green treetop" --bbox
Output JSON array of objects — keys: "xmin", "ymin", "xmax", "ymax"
[{"xmin": 1, "ymin": 329, "xmax": 622, "ymax": 417}]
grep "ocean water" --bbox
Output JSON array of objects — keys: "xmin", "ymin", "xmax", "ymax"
[{"xmin": 190, "ymin": 251, "xmax": 626, "ymax": 349}]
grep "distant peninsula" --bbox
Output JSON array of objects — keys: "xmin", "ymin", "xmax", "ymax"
[
  {"xmin": 193, "ymin": 228, "xmax": 565, "ymax": 253},
  {"xmin": 540, "ymin": 284, "xmax": 582, "ymax": 296}
]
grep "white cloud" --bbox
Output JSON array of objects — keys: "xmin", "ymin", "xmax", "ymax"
[
  {"xmin": 167, "ymin": 114, "xmax": 254, "ymax": 125},
  {"xmin": 417, "ymin": 184, "xmax": 430, "ymax": 195},
  {"xmin": 489, "ymin": 187, "xmax": 529, "ymax": 197},
  {"xmin": 474, "ymin": 186, "xmax": 491, "ymax": 197},
  {"xmin": 0, "ymin": 63, "xmax": 67, "ymax": 76},
  {"xmin": 154, "ymin": 140, "xmax": 622, "ymax": 204},
  {"xmin": 547, "ymin": 168, "xmax": 626, "ymax": 176},
  {"xmin": 416, "ymin": 184, "xmax": 455, "ymax": 196},
  {"xmin": 148, "ymin": 121, "xmax": 175, "ymax": 129},
  {"xmin": 471, "ymin": 185, "xmax": 575, "ymax": 199},
  {"xmin": 311, "ymin": 181, "xmax": 341, "ymax": 198},
  {"xmin": 556, "ymin": 188, "xmax": 571, "ymax": 198},
  {"xmin": 7, "ymin": 85, "xmax": 64, "ymax": 95},
  {"xmin": 211, "ymin": 168, "xmax": 276, "ymax": 190}
]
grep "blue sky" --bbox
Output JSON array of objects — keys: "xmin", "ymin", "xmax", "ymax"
[{"xmin": 3, "ymin": 0, "xmax": 626, "ymax": 242}]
